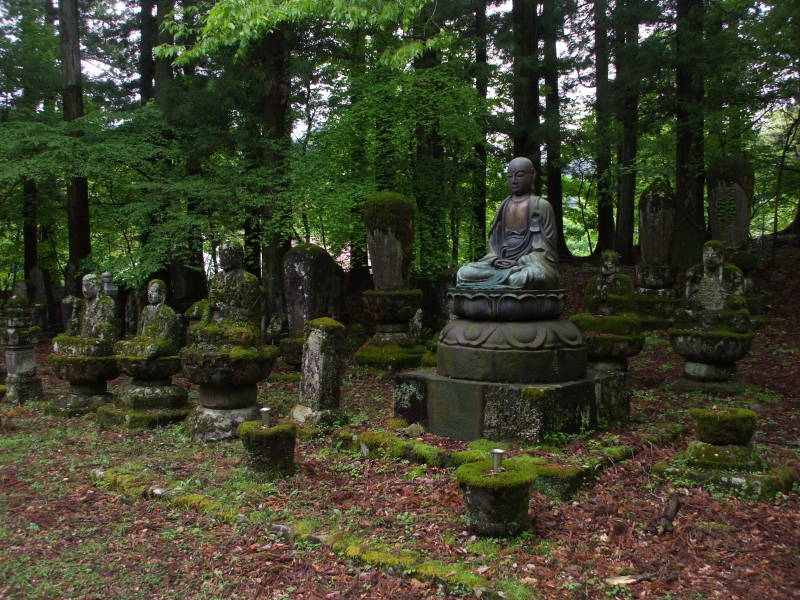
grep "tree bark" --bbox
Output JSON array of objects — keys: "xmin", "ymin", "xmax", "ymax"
[
  {"xmin": 471, "ymin": 0, "xmax": 488, "ymax": 261},
  {"xmin": 542, "ymin": 0, "xmax": 572, "ymax": 258},
  {"xmin": 59, "ymin": 0, "xmax": 90, "ymax": 296},
  {"xmin": 154, "ymin": 0, "xmax": 174, "ymax": 103},
  {"xmin": 613, "ymin": 0, "xmax": 640, "ymax": 263},
  {"xmin": 23, "ymin": 179, "xmax": 38, "ymax": 278},
  {"xmin": 594, "ymin": 0, "xmax": 615, "ymax": 253},
  {"xmin": 672, "ymin": 0, "xmax": 707, "ymax": 267},
  {"xmin": 512, "ymin": 0, "xmax": 542, "ymax": 194},
  {"xmin": 139, "ymin": 0, "xmax": 156, "ymax": 103}
]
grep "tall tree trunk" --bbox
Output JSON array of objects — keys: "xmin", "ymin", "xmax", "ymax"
[
  {"xmin": 594, "ymin": 0, "xmax": 615, "ymax": 253},
  {"xmin": 23, "ymin": 179, "xmax": 38, "ymax": 278},
  {"xmin": 512, "ymin": 0, "xmax": 542, "ymax": 193},
  {"xmin": 471, "ymin": 0, "xmax": 488, "ymax": 261},
  {"xmin": 613, "ymin": 0, "xmax": 639, "ymax": 263},
  {"xmin": 154, "ymin": 0, "xmax": 174, "ymax": 103},
  {"xmin": 59, "ymin": 0, "xmax": 90, "ymax": 297},
  {"xmin": 672, "ymin": 0, "xmax": 706, "ymax": 266},
  {"xmin": 542, "ymin": 0, "xmax": 572, "ymax": 259},
  {"xmin": 139, "ymin": 0, "xmax": 156, "ymax": 103}
]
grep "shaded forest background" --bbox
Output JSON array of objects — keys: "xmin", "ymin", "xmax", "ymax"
[{"xmin": 1, "ymin": 0, "xmax": 798, "ymax": 324}]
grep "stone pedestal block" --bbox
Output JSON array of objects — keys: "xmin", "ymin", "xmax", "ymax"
[
  {"xmin": 301, "ymin": 318, "xmax": 346, "ymax": 411},
  {"xmin": 185, "ymin": 405, "xmax": 263, "ymax": 442}
]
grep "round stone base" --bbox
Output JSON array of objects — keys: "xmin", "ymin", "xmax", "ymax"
[
  {"xmin": 198, "ymin": 384, "xmax": 257, "ymax": 409},
  {"xmin": 588, "ymin": 360, "xmax": 628, "ymax": 375},
  {"xmin": 666, "ymin": 376, "xmax": 747, "ymax": 395},
  {"xmin": 97, "ymin": 405, "xmax": 191, "ymax": 429},
  {"xmin": 684, "ymin": 361, "xmax": 735, "ymax": 382},
  {"xmin": 185, "ymin": 405, "xmax": 262, "ymax": 442},
  {"xmin": 46, "ymin": 391, "xmax": 111, "ymax": 417},
  {"xmin": 114, "ymin": 381, "xmax": 189, "ymax": 410}
]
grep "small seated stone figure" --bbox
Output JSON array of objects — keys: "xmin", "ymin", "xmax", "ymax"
[
  {"xmin": 675, "ymin": 241, "xmax": 750, "ymax": 333},
  {"xmin": 114, "ymin": 279, "xmax": 184, "ymax": 359},
  {"xmin": 54, "ymin": 273, "xmax": 119, "ymax": 355},
  {"xmin": 456, "ymin": 157, "xmax": 559, "ymax": 290},
  {"xmin": 582, "ymin": 251, "xmax": 635, "ymax": 316}
]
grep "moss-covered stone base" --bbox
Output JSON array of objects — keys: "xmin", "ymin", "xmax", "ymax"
[
  {"xmin": 45, "ymin": 391, "xmax": 111, "ymax": 417},
  {"xmin": 354, "ymin": 341, "xmax": 425, "ymax": 371},
  {"xmin": 652, "ymin": 461, "xmax": 795, "ymax": 501},
  {"xmin": 278, "ymin": 336, "xmax": 304, "ymax": 367},
  {"xmin": 97, "ymin": 405, "xmax": 192, "ymax": 429},
  {"xmin": 238, "ymin": 422, "xmax": 296, "ymax": 476},
  {"xmin": 114, "ymin": 381, "xmax": 188, "ymax": 410},
  {"xmin": 666, "ymin": 376, "xmax": 747, "ymax": 395},
  {"xmin": 5, "ymin": 373, "xmax": 44, "ymax": 404},
  {"xmin": 689, "ymin": 407, "xmax": 757, "ymax": 445},
  {"xmin": 185, "ymin": 405, "xmax": 261, "ymax": 442}
]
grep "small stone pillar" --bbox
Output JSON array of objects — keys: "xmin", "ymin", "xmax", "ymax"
[
  {"xmin": 4, "ymin": 284, "xmax": 44, "ymax": 404},
  {"xmin": 668, "ymin": 241, "xmax": 754, "ymax": 394},
  {"xmin": 48, "ymin": 273, "xmax": 120, "ymax": 415},
  {"xmin": 300, "ymin": 317, "xmax": 346, "ymax": 411},
  {"xmin": 279, "ymin": 244, "xmax": 344, "ymax": 367},
  {"xmin": 355, "ymin": 192, "xmax": 425, "ymax": 369},
  {"xmin": 635, "ymin": 178, "xmax": 677, "ymax": 329},
  {"xmin": 238, "ymin": 422, "xmax": 296, "ymax": 476},
  {"xmin": 571, "ymin": 251, "xmax": 643, "ymax": 374},
  {"xmin": 98, "ymin": 279, "xmax": 190, "ymax": 429}
]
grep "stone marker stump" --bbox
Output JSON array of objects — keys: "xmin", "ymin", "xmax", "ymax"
[
  {"xmin": 300, "ymin": 317, "xmax": 346, "ymax": 411},
  {"xmin": 48, "ymin": 273, "xmax": 120, "ymax": 416},
  {"xmin": 4, "ymin": 284, "xmax": 43, "ymax": 404},
  {"xmin": 355, "ymin": 192, "xmax": 425, "ymax": 369},
  {"xmin": 635, "ymin": 178, "xmax": 677, "ymax": 329},
  {"xmin": 280, "ymin": 243, "xmax": 344, "ymax": 367},
  {"xmin": 181, "ymin": 242, "xmax": 278, "ymax": 441},
  {"xmin": 668, "ymin": 241, "xmax": 754, "ymax": 394},
  {"xmin": 99, "ymin": 279, "xmax": 190, "ymax": 429}
]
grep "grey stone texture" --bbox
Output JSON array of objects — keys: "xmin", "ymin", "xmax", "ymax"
[{"xmin": 300, "ymin": 318, "xmax": 347, "ymax": 411}]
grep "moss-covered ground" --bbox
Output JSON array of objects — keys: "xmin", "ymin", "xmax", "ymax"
[{"xmin": 3, "ymin": 247, "xmax": 800, "ymax": 599}]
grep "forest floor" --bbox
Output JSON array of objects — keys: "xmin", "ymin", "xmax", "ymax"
[{"xmin": 2, "ymin": 245, "xmax": 800, "ymax": 600}]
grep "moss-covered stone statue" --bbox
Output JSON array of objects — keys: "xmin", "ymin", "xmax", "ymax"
[
  {"xmin": 48, "ymin": 273, "xmax": 120, "ymax": 415},
  {"xmin": 668, "ymin": 241, "xmax": 754, "ymax": 393},
  {"xmin": 571, "ymin": 251, "xmax": 643, "ymax": 373},
  {"xmin": 181, "ymin": 241, "xmax": 278, "ymax": 441},
  {"xmin": 355, "ymin": 192, "xmax": 425, "ymax": 369},
  {"xmin": 98, "ymin": 279, "xmax": 190, "ymax": 428}
]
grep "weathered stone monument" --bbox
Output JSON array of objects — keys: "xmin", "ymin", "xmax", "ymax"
[
  {"xmin": 708, "ymin": 156, "xmax": 753, "ymax": 251},
  {"xmin": 181, "ymin": 241, "xmax": 278, "ymax": 440},
  {"xmin": 49, "ymin": 273, "xmax": 120, "ymax": 415},
  {"xmin": 635, "ymin": 178, "xmax": 677, "ymax": 329},
  {"xmin": 571, "ymin": 251, "xmax": 643, "ymax": 374},
  {"xmin": 3, "ymin": 282, "xmax": 43, "ymax": 404},
  {"xmin": 279, "ymin": 243, "xmax": 344, "ymax": 367},
  {"xmin": 395, "ymin": 158, "xmax": 628, "ymax": 443},
  {"xmin": 355, "ymin": 192, "xmax": 425, "ymax": 370},
  {"xmin": 98, "ymin": 279, "xmax": 190, "ymax": 428},
  {"xmin": 300, "ymin": 317, "xmax": 347, "ymax": 411},
  {"xmin": 668, "ymin": 241, "xmax": 754, "ymax": 393}
]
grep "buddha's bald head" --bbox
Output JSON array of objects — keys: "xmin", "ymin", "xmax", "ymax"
[{"xmin": 507, "ymin": 157, "xmax": 535, "ymax": 196}]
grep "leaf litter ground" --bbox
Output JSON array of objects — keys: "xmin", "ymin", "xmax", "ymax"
[{"xmin": 2, "ymin": 246, "xmax": 800, "ymax": 599}]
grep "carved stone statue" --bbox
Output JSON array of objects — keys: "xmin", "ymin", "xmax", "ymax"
[
  {"xmin": 181, "ymin": 241, "xmax": 277, "ymax": 441},
  {"xmin": 116, "ymin": 279, "xmax": 184, "ymax": 359},
  {"xmin": 49, "ymin": 273, "xmax": 120, "ymax": 415},
  {"xmin": 456, "ymin": 157, "xmax": 559, "ymax": 290},
  {"xmin": 669, "ymin": 241, "xmax": 753, "ymax": 391}
]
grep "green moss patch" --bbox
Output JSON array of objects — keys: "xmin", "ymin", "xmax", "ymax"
[
  {"xmin": 238, "ymin": 422, "xmax": 297, "ymax": 476},
  {"xmin": 689, "ymin": 407, "xmax": 757, "ymax": 445},
  {"xmin": 455, "ymin": 459, "xmax": 536, "ymax": 490},
  {"xmin": 306, "ymin": 317, "xmax": 346, "ymax": 331},
  {"xmin": 570, "ymin": 313, "xmax": 641, "ymax": 335},
  {"xmin": 97, "ymin": 405, "xmax": 190, "ymax": 429},
  {"xmin": 354, "ymin": 341, "xmax": 425, "ymax": 370},
  {"xmin": 363, "ymin": 192, "xmax": 415, "ymax": 232},
  {"xmin": 684, "ymin": 440, "xmax": 766, "ymax": 471}
]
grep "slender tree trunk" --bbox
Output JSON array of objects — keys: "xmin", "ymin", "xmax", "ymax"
[
  {"xmin": 154, "ymin": 0, "xmax": 174, "ymax": 103},
  {"xmin": 23, "ymin": 179, "xmax": 38, "ymax": 278},
  {"xmin": 139, "ymin": 0, "xmax": 156, "ymax": 103},
  {"xmin": 542, "ymin": 0, "xmax": 572, "ymax": 259},
  {"xmin": 59, "ymin": 0, "xmax": 90, "ymax": 297},
  {"xmin": 672, "ymin": 0, "xmax": 706, "ymax": 266},
  {"xmin": 512, "ymin": 0, "xmax": 542, "ymax": 193},
  {"xmin": 613, "ymin": 0, "xmax": 639, "ymax": 263},
  {"xmin": 594, "ymin": 0, "xmax": 615, "ymax": 253},
  {"xmin": 471, "ymin": 0, "xmax": 488, "ymax": 260}
]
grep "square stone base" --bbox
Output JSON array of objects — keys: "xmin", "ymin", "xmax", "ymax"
[
  {"xmin": 97, "ymin": 405, "xmax": 191, "ymax": 429},
  {"xmin": 394, "ymin": 369, "xmax": 629, "ymax": 444}
]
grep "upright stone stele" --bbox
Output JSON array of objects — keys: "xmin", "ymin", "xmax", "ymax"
[
  {"xmin": 355, "ymin": 192, "xmax": 425, "ymax": 370},
  {"xmin": 49, "ymin": 273, "xmax": 120, "ymax": 416},
  {"xmin": 181, "ymin": 242, "xmax": 278, "ymax": 441},
  {"xmin": 668, "ymin": 241, "xmax": 754, "ymax": 393},
  {"xmin": 635, "ymin": 178, "xmax": 677, "ymax": 329},
  {"xmin": 279, "ymin": 243, "xmax": 344, "ymax": 367},
  {"xmin": 395, "ymin": 158, "xmax": 629, "ymax": 443},
  {"xmin": 98, "ymin": 279, "xmax": 190, "ymax": 428},
  {"xmin": 300, "ymin": 317, "xmax": 346, "ymax": 411},
  {"xmin": 4, "ymin": 283, "xmax": 44, "ymax": 404},
  {"xmin": 708, "ymin": 156, "xmax": 753, "ymax": 251},
  {"xmin": 571, "ymin": 251, "xmax": 643, "ymax": 374}
]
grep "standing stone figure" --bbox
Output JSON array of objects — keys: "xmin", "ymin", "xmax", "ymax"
[
  {"xmin": 4, "ymin": 283, "xmax": 44, "ymax": 404},
  {"xmin": 669, "ymin": 241, "xmax": 754, "ymax": 392},
  {"xmin": 181, "ymin": 241, "xmax": 278, "ymax": 441},
  {"xmin": 49, "ymin": 273, "xmax": 120, "ymax": 415},
  {"xmin": 456, "ymin": 157, "xmax": 559, "ymax": 290},
  {"xmin": 99, "ymin": 279, "xmax": 189, "ymax": 428}
]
